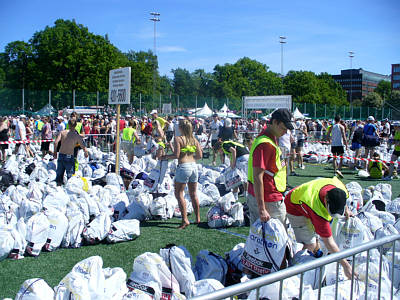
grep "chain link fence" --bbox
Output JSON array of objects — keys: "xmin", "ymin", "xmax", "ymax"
[{"xmin": 0, "ymin": 88, "xmax": 394, "ymax": 120}]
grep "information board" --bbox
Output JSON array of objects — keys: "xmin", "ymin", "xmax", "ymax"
[
  {"xmin": 244, "ymin": 95, "xmax": 292, "ymax": 110},
  {"xmin": 108, "ymin": 67, "xmax": 131, "ymax": 105}
]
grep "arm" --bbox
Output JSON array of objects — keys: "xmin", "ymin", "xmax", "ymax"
[
  {"xmin": 341, "ymin": 125, "xmax": 348, "ymax": 148},
  {"xmin": 194, "ymin": 139, "xmax": 203, "ymax": 160},
  {"xmin": 253, "ymin": 167, "xmax": 270, "ymax": 222},
  {"xmin": 321, "ymin": 236, "xmax": 354, "ymax": 280},
  {"xmin": 229, "ymin": 147, "xmax": 237, "ymax": 168}
]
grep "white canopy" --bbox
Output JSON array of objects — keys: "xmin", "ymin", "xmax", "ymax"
[
  {"xmin": 217, "ymin": 103, "xmax": 241, "ymax": 118},
  {"xmin": 293, "ymin": 107, "xmax": 306, "ymax": 119},
  {"xmin": 220, "ymin": 103, "xmax": 229, "ymax": 113},
  {"xmin": 195, "ymin": 103, "xmax": 213, "ymax": 118}
]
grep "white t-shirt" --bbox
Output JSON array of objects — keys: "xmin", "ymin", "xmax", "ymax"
[
  {"xmin": 15, "ymin": 121, "xmax": 26, "ymax": 140},
  {"xmin": 296, "ymin": 121, "xmax": 306, "ymax": 140},
  {"xmin": 56, "ymin": 122, "xmax": 66, "ymax": 135},
  {"xmin": 331, "ymin": 123, "xmax": 344, "ymax": 147},
  {"xmin": 210, "ymin": 120, "xmax": 223, "ymax": 140},
  {"xmin": 279, "ymin": 130, "xmax": 291, "ymax": 150}
]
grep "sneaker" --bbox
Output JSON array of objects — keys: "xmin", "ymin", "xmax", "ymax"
[
  {"xmin": 290, "ymin": 172, "xmax": 297, "ymax": 176},
  {"xmin": 335, "ymin": 170, "xmax": 344, "ymax": 178},
  {"xmin": 383, "ymin": 176, "xmax": 392, "ymax": 181},
  {"xmin": 300, "ymin": 165, "xmax": 305, "ymax": 170}
]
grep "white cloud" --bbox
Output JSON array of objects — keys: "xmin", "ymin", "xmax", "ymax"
[{"xmin": 158, "ymin": 46, "xmax": 187, "ymax": 53}]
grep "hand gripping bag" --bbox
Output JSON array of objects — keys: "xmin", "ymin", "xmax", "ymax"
[
  {"xmin": 42, "ymin": 208, "xmax": 68, "ymax": 252},
  {"xmin": 106, "ymin": 219, "xmax": 140, "ymax": 243},
  {"xmin": 54, "ymin": 256, "xmax": 105, "ymax": 300},
  {"xmin": 62, "ymin": 210, "xmax": 84, "ymax": 248},
  {"xmin": 241, "ymin": 219, "xmax": 289, "ymax": 276},
  {"xmin": 160, "ymin": 244, "xmax": 196, "ymax": 297},
  {"xmin": 25, "ymin": 212, "xmax": 50, "ymax": 257},
  {"xmin": 82, "ymin": 212, "xmax": 112, "ymax": 244},
  {"xmin": 193, "ymin": 250, "xmax": 228, "ymax": 285},
  {"xmin": 15, "ymin": 278, "xmax": 54, "ymax": 300}
]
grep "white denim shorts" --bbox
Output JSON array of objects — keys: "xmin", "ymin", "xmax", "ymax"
[{"xmin": 175, "ymin": 162, "xmax": 198, "ymax": 183}]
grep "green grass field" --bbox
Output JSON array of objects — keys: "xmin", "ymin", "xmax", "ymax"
[{"xmin": 0, "ymin": 162, "xmax": 399, "ymax": 299}]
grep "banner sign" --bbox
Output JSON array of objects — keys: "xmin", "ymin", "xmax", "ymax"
[
  {"xmin": 162, "ymin": 103, "xmax": 172, "ymax": 114},
  {"xmin": 108, "ymin": 67, "xmax": 131, "ymax": 105},
  {"xmin": 244, "ymin": 95, "xmax": 292, "ymax": 110}
]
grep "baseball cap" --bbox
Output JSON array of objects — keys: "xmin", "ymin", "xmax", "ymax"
[
  {"xmin": 57, "ymin": 116, "xmax": 64, "ymax": 120},
  {"xmin": 150, "ymin": 109, "xmax": 158, "ymax": 115},
  {"xmin": 367, "ymin": 116, "xmax": 375, "ymax": 121},
  {"xmin": 327, "ymin": 188, "xmax": 347, "ymax": 217},
  {"xmin": 271, "ymin": 108, "xmax": 294, "ymax": 130}
]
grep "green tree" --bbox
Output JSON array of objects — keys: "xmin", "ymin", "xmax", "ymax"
[
  {"xmin": 283, "ymin": 71, "xmax": 320, "ymax": 103},
  {"xmin": 317, "ymin": 72, "xmax": 348, "ymax": 105},
  {"xmin": 375, "ymin": 80, "xmax": 392, "ymax": 100},
  {"xmin": 364, "ymin": 92, "xmax": 383, "ymax": 108}
]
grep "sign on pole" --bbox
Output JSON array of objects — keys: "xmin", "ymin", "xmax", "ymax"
[
  {"xmin": 108, "ymin": 67, "xmax": 131, "ymax": 105},
  {"xmin": 108, "ymin": 67, "xmax": 131, "ymax": 176}
]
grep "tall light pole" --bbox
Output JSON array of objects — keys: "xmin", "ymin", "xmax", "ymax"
[
  {"xmin": 349, "ymin": 51, "xmax": 354, "ymax": 104},
  {"xmin": 150, "ymin": 12, "xmax": 160, "ymax": 110},
  {"xmin": 280, "ymin": 36, "xmax": 287, "ymax": 95}
]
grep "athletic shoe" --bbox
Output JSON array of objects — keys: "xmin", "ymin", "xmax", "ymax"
[
  {"xmin": 300, "ymin": 165, "xmax": 305, "ymax": 170},
  {"xmin": 383, "ymin": 176, "xmax": 392, "ymax": 181},
  {"xmin": 290, "ymin": 172, "xmax": 297, "ymax": 176},
  {"xmin": 335, "ymin": 170, "xmax": 344, "ymax": 178}
]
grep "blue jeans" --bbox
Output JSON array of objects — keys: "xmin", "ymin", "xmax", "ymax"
[{"xmin": 56, "ymin": 153, "xmax": 75, "ymax": 185}]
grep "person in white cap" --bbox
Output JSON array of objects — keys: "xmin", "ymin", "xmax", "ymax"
[{"xmin": 56, "ymin": 116, "xmax": 65, "ymax": 136}]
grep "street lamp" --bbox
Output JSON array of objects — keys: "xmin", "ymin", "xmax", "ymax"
[
  {"xmin": 349, "ymin": 51, "xmax": 355, "ymax": 104},
  {"xmin": 150, "ymin": 12, "xmax": 160, "ymax": 109},
  {"xmin": 280, "ymin": 36, "xmax": 287, "ymax": 95}
]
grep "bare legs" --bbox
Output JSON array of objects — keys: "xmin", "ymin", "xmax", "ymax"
[{"xmin": 174, "ymin": 181, "xmax": 200, "ymax": 229}]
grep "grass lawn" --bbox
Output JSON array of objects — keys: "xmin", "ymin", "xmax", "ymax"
[{"xmin": 0, "ymin": 161, "xmax": 399, "ymax": 298}]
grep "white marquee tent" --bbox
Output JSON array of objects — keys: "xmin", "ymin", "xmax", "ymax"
[
  {"xmin": 195, "ymin": 103, "xmax": 213, "ymax": 118},
  {"xmin": 218, "ymin": 103, "xmax": 240, "ymax": 118}
]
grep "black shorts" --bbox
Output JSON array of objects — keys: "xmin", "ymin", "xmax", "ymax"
[
  {"xmin": 212, "ymin": 139, "xmax": 221, "ymax": 150},
  {"xmin": 166, "ymin": 131, "xmax": 174, "ymax": 142},
  {"xmin": 41, "ymin": 141, "xmax": 50, "ymax": 151},
  {"xmin": 331, "ymin": 146, "xmax": 344, "ymax": 155},
  {"xmin": 296, "ymin": 139, "xmax": 305, "ymax": 148}
]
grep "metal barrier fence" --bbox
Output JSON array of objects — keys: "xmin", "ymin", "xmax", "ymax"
[{"xmin": 190, "ymin": 234, "xmax": 400, "ymax": 300}]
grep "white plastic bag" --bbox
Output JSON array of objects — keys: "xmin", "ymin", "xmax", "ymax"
[
  {"xmin": 25, "ymin": 212, "xmax": 50, "ymax": 257},
  {"xmin": 43, "ymin": 208, "xmax": 69, "ymax": 251},
  {"xmin": 0, "ymin": 228, "xmax": 14, "ymax": 261},
  {"xmin": 224, "ymin": 167, "xmax": 245, "ymax": 190},
  {"xmin": 106, "ymin": 219, "xmax": 140, "ymax": 243},
  {"xmin": 62, "ymin": 211, "xmax": 84, "ymax": 248},
  {"xmin": 103, "ymin": 267, "xmax": 128, "ymax": 300},
  {"xmin": 15, "ymin": 278, "xmax": 55, "ymax": 300},
  {"xmin": 82, "ymin": 212, "xmax": 112, "ymax": 244},
  {"xmin": 188, "ymin": 279, "xmax": 227, "ymax": 299},
  {"xmin": 291, "ymin": 250, "xmax": 326, "ymax": 289}
]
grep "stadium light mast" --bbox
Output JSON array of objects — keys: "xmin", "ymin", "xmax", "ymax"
[
  {"xmin": 348, "ymin": 51, "xmax": 355, "ymax": 105},
  {"xmin": 150, "ymin": 12, "xmax": 160, "ymax": 109},
  {"xmin": 280, "ymin": 36, "xmax": 287, "ymax": 95}
]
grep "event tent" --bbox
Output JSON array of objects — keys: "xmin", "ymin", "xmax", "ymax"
[
  {"xmin": 293, "ymin": 107, "xmax": 306, "ymax": 119},
  {"xmin": 34, "ymin": 104, "xmax": 57, "ymax": 116},
  {"xmin": 218, "ymin": 103, "xmax": 241, "ymax": 118},
  {"xmin": 195, "ymin": 103, "xmax": 213, "ymax": 118}
]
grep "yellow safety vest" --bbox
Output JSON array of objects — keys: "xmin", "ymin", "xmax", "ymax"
[
  {"xmin": 290, "ymin": 177, "xmax": 349, "ymax": 222},
  {"xmin": 66, "ymin": 122, "xmax": 83, "ymax": 133},
  {"xmin": 248, "ymin": 135, "xmax": 286, "ymax": 193},
  {"xmin": 156, "ymin": 117, "xmax": 166, "ymax": 130},
  {"xmin": 368, "ymin": 161, "xmax": 383, "ymax": 179},
  {"xmin": 37, "ymin": 120, "xmax": 44, "ymax": 131},
  {"xmin": 122, "ymin": 127, "xmax": 136, "ymax": 143},
  {"xmin": 395, "ymin": 131, "xmax": 400, "ymax": 152},
  {"xmin": 222, "ymin": 141, "xmax": 245, "ymax": 158}
]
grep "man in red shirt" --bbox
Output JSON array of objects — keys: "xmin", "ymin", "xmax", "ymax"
[
  {"xmin": 247, "ymin": 108, "xmax": 294, "ymax": 226},
  {"xmin": 284, "ymin": 177, "xmax": 354, "ymax": 279}
]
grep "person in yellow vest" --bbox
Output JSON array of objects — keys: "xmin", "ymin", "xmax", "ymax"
[
  {"xmin": 368, "ymin": 152, "xmax": 389, "ymax": 179},
  {"xmin": 247, "ymin": 108, "xmax": 294, "ymax": 226},
  {"xmin": 284, "ymin": 177, "xmax": 354, "ymax": 279},
  {"xmin": 385, "ymin": 121, "xmax": 400, "ymax": 180},
  {"xmin": 66, "ymin": 112, "xmax": 85, "ymax": 172},
  {"xmin": 150, "ymin": 109, "xmax": 166, "ymax": 140},
  {"xmin": 221, "ymin": 140, "xmax": 249, "ymax": 200},
  {"xmin": 34, "ymin": 116, "xmax": 44, "ymax": 139},
  {"xmin": 121, "ymin": 119, "xmax": 140, "ymax": 164}
]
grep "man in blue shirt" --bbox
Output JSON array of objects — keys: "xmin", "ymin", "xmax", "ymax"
[{"xmin": 362, "ymin": 116, "xmax": 380, "ymax": 169}]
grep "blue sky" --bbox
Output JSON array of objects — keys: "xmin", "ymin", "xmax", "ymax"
[{"xmin": 1, "ymin": 0, "xmax": 399, "ymax": 77}]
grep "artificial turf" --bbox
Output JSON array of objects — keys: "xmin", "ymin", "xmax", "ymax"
[{"xmin": 0, "ymin": 162, "xmax": 399, "ymax": 298}]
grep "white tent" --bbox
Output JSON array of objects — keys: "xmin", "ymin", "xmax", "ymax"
[
  {"xmin": 293, "ymin": 107, "xmax": 306, "ymax": 119},
  {"xmin": 35, "ymin": 104, "xmax": 57, "ymax": 116},
  {"xmin": 218, "ymin": 103, "xmax": 241, "ymax": 118},
  {"xmin": 195, "ymin": 103, "xmax": 213, "ymax": 118}
]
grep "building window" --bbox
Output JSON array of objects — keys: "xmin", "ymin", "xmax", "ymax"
[
  {"xmin": 394, "ymin": 83, "xmax": 400, "ymax": 89},
  {"xmin": 394, "ymin": 66, "xmax": 400, "ymax": 72},
  {"xmin": 393, "ymin": 75, "xmax": 400, "ymax": 80}
]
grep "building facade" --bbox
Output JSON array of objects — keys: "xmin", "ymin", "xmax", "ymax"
[
  {"xmin": 333, "ymin": 68, "xmax": 391, "ymax": 102},
  {"xmin": 392, "ymin": 64, "xmax": 400, "ymax": 90}
]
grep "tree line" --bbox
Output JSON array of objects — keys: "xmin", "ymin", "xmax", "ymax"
[{"xmin": 0, "ymin": 19, "xmax": 398, "ymax": 112}]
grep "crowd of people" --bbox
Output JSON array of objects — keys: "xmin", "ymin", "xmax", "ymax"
[{"xmin": 0, "ymin": 108, "xmax": 399, "ymax": 280}]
